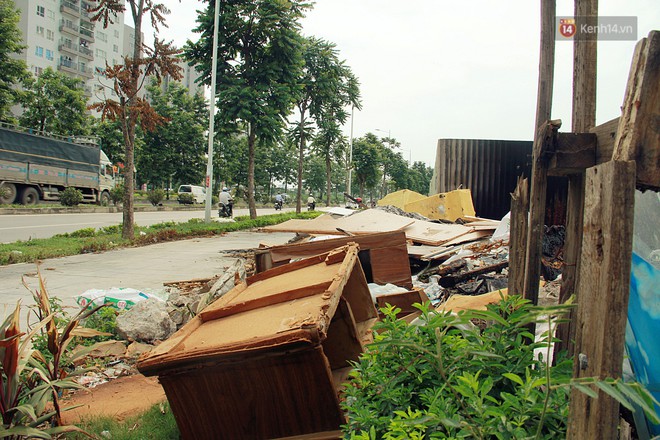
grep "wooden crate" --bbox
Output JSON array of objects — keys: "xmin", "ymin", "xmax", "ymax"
[{"xmin": 138, "ymin": 244, "xmax": 377, "ymax": 440}]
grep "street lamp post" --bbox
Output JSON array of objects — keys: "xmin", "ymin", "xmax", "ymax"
[
  {"xmin": 376, "ymin": 128, "xmax": 411, "ymax": 165},
  {"xmin": 204, "ymin": 0, "xmax": 221, "ymax": 223}
]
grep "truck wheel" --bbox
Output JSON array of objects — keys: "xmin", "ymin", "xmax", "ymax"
[
  {"xmin": 21, "ymin": 187, "xmax": 39, "ymax": 205},
  {"xmin": 0, "ymin": 183, "xmax": 18, "ymax": 204},
  {"xmin": 100, "ymin": 191, "xmax": 111, "ymax": 206}
]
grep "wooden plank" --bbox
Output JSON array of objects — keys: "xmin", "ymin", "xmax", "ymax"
[
  {"xmin": 403, "ymin": 220, "xmax": 474, "ymax": 246},
  {"xmin": 547, "ymin": 132, "xmax": 597, "ymax": 175},
  {"xmin": 611, "ymin": 30, "xmax": 660, "ymax": 190},
  {"xmin": 523, "ymin": 120, "xmax": 561, "ymax": 307},
  {"xmin": 200, "ymin": 281, "xmax": 333, "ymax": 322},
  {"xmin": 508, "ymin": 177, "xmax": 528, "ymax": 297},
  {"xmin": 567, "ymin": 160, "xmax": 635, "ymax": 440},
  {"xmin": 369, "ymin": 246, "xmax": 413, "ymax": 289},
  {"xmin": 592, "ymin": 117, "xmax": 619, "ymax": 164},
  {"xmin": 336, "ymin": 209, "xmax": 414, "ymax": 234}
]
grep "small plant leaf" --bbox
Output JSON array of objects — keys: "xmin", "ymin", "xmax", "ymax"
[
  {"xmin": 503, "ymin": 373, "xmax": 524, "ymax": 386},
  {"xmin": 573, "ymin": 383, "xmax": 598, "ymax": 398}
]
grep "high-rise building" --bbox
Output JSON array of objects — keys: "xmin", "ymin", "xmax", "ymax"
[{"xmin": 14, "ymin": 0, "xmax": 128, "ymax": 103}]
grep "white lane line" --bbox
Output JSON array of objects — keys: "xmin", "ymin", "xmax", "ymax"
[{"xmin": 0, "ymin": 222, "xmax": 112, "ymax": 230}]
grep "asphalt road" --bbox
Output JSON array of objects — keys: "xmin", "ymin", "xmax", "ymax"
[
  {"xmin": 0, "ymin": 207, "xmax": 295, "ymax": 243},
  {"xmin": 0, "ymin": 231, "xmax": 297, "ymax": 330}
]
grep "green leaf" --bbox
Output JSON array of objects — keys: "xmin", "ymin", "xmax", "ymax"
[
  {"xmin": 502, "ymin": 373, "xmax": 524, "ymax": 386},
  {"xmin": 572, "ymin": 383, "xmax": 598, "ymax": 398},
  {"xmin": 594, "ymin": 381, "xmax": 633, "ymax": 411},
  {"xmin": 0, "ymin": 425, "xmax": 51, "ymax": 439}
]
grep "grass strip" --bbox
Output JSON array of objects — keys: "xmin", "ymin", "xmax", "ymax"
[{"xmin": 0, "ymin": 211, "xmax": 321, "ymax": 266}]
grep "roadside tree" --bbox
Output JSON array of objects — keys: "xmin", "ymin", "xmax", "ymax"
[
  {"xmin": 140, "ymin": 81, "xmax": 207, "ymax": 189},
  {"xmin": 90, "ymin": 0, "xmax": 183, "ymax": 239},
  {"xmin": 185, "ymin": 0, "xmax": 310, "ymax": 218},
  {"xmin": 0, "ymin": 0, "xmax": 28, "ymax": 122},
  {"xmin": 19, "ymin": 68, "xmax": 91, "ymax": 135},
  {"xmin": 351, "ymin": 133, "xmax": 382, "ymax": 199}
]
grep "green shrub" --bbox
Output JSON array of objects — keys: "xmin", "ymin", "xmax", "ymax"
[
  {"xmin": 342, "ymin": 296, "xmax": 659, "ymax": 439},
  {"xmin": 60, "ymin": 187, "xmax": 84, "ymax": 206},
  {"xmin": 212, "ymin": 195, "xmax": 219, "ymax": 206},
  {"xmin": 110, "ymin": 184, "xmax": 124, "ymax": 205},
  {"xmin": 69, "ymin": 227, "xmax": 96, "ymax": 238},
  {"xmin": 81, "ymin": 306, "xmax": 119, "ymax": 343},
  {"xmin": 0, "ymin": 186, "xmax": 9, "ymax": 204},
  {"xmin": 147, "ymin": 189, "xmax": 165, "ymax": 206},
  {"xmin": 178, "ymin": 193, "xmax": 194, "ymax": 204}
]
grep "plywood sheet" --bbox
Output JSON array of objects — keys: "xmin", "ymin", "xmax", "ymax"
[
  {"xmin": 438, "ymin": 289, "xmax": 508, "ymax": 313},
  {"xmin": 403, "ymin": 219, "xmax": 474, "ymax": 246},
  {"xmin": 261, "ymin": 214, "xmax": 341, "ymax": 234},
  {"xmin": 334, "ymin": 209, "xmax": 414, "ymax": 234}
]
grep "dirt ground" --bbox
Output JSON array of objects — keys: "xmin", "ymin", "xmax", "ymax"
[{"xmin": 60, "ymin": 374, "xmax": 167, "ymax": 425}]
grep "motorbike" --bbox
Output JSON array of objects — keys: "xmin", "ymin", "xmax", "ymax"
[
  {"xmin": 218, "ymin": 202, "xmax": 233, "ymax": 218},
  {"xmin": 307, "ymin": 201, "xmax": 315, "ymax": 211},
  {"xmin": 274, "ymin": 199, "xmax": 283, "ymax": 210}
]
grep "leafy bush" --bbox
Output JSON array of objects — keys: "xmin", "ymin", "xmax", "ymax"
[
  {"xmin": 81, "ymin": 306, "xmax": 119, "ymax": 343},
  {"xmin": 0, "ymin": 186, "xmax": 9, "ymax": 204},
  {"xmin": 342, "ymin": 296, "xmax": 659, "ymax": 439},
  {"xmin": 110, "ymin": 184, "xmax": 124, "ymax": 206},
  {"xmin": 60, "ymin": 187, "xmax": 83, "ymax": 206},
  {"xmin": 147, "ymin": 189, "xmax": 165, "ymax": 206},
  {"xmin": 212, "ymin": 195, "xmax": 219, "ymax": 206},
  {"xmin": 178, "ymin": 193, "xmax": 194, "ymax": 204},
  {"xmin": 69, "ymin": 227, "xmax": 97, "ymax": 238}
]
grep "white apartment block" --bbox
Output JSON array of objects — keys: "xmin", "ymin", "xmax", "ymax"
[
  {"xmin": 14, "ymin": 0, "xmax": 128, "ymax": 105},
  {"xmin": 13, "ymin": 0, "xmax": 202, "ymax": 113}
]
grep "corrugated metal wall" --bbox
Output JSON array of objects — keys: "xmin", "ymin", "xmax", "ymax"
[{"xmin": 432, "ymin": 139, "xmax": 533, "ymax": 220}]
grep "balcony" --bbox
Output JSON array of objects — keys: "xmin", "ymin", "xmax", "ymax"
[
  {"xmin": 80, "ymin": 1, "xmax": 94, "ymax": 23},
  {"xmin": 59, "ymin": 20, "xmax": 79, "ymax": 37},
  {"xmin": 79, "ymin": 26, "xmax": 95, "ymax": 42},
  {"xmin": 58, "ymin": 58, "xmax": 78, "ymax": 75},
  {"xmin": 58, "ymin": 40, "xmax": 78, "ymax": 56},
  {"xmin": 60, "ymin": 0, "xmax": 80, "ymax": 18},
  {"xmin": 78, "ymin": 44, "xmax": 93, "ymax": 60}
]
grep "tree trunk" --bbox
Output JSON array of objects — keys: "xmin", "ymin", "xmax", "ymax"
[
  {"xmin": 325, "ymin": 150, "xmax": 332, "ymax": 207},
  {"xmin": 247, "ymin": 125, "xmax": 257, "ymax": 218},
  {"xmin": 296, "ymin": 108, "xmax": 306, "ymax": 214}
]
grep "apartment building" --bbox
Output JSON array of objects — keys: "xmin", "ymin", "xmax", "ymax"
[{"xmin": 15, "ymin": 0, "xmax": 128, "ymax": 104}]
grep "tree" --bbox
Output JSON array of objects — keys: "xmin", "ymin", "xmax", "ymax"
[
  {"xmin": 0, "ymin": 0, "xmax": 28, "ymax": 122},
  {"xmin": 293, "ymin": 37, "xmax": 360, "ymax": 211},
  {"xmin": 18, "ymin": 68, "xmax": 91, "ymax": 135},
  {"xmin": 90, "ymin": 0, "xmax": 183, "ymax": 239},
  {"xmin": 91, "ymin": 118, "xmax": 127, "ymax": 164},
  {"xmin": 140, "ymin": 81, "xmax": 207, "ymax": 189},
  {"xmin": 185, "ymin": 0, "xmax": 310, "ymax": 218},
  {"xmin": 351, "ymin": 133, "xmax": 382, "ymax": 198}
]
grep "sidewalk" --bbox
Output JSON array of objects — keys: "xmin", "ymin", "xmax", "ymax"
[{"xmin": 0, "ymin": 231, "xmax": 296, "ymax": 327}]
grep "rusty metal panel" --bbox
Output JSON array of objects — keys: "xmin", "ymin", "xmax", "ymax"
[{"xmin": 433, "ymin": 139, "xmax": 533, "ymax": 219}]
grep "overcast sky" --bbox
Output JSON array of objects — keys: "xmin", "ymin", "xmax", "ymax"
[{"xmin": 144, "ymin": 0, "xmax": 659, "ymax": 166}]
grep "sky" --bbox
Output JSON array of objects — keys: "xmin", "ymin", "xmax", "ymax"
[{"xmin": 138, "ymin": 0, "xmax": 659, "ymax": 166}]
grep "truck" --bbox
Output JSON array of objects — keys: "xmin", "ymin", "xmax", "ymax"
[{"xmin": 0, "ymin": 123, "xmax": 116, "ymax": 205}]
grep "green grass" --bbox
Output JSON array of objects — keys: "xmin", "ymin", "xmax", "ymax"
[
  {"xmin": 70, "ymin": 402, "xmax": 179, "ymax": 440},
  {"xmin": 0, "ymin": 211, "xmax": 321, "ymax": 265}
]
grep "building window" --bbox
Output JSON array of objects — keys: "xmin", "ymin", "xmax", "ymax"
[
  {"xmin": 46, "ymin": 29, "xmax": 54, "ymax": 40},
  {"xmin": 96, "ymin": 31, "xmax": 107, "ymax": 42},
  {"xmin": 113, "ymin": 44, "xmax": 118, "ymax": 53},
  {"xmin": 36, "ymin": 26, "xmax": 44, "ymax": 36},
  {"xmin": 95, "ymin": 49, "xmax": 107, "ymax": 58},
  {"xmin": 47, "ymin": 9, "xmax": 55, "ymax": 20},
  {"xmin": 34, "ymin": 66, "xmax": 44, "ymax": 76},
  {"xmin": 36, "ymin": 5, "xmax": 45, "ymax": 16},
  {"xmin": 114, "ymin": 29, "xmax": 119, "ymax": 38},
  {"xmin": 35, "ymin": 46, "xmax": 44, "ymax": 57},
  {"xmin": 46, "ymin": 49, "xmax": 54, "ymax": 60}
]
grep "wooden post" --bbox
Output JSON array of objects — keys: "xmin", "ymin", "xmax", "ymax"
[
  {"xmin": 523, "ymin": 120, "xmax": 560, "ymax": 308},
  {"xmin": 520, "ymin": 0, "xmax": 555, "ymax": 309},
  {"xmin": 612, "ymin": 30, "xmax": 660, "ymax": 191},
  {"xmin": 555, "ymin": 0, "xmax": 598, "ymax": 359},
  {"xmin": 566, "ymin": 160, "xmax": 635, "ymax": 440},
  {"xmin": 508, "ymin": 177, "xmax": 528, "ymax": 297}
]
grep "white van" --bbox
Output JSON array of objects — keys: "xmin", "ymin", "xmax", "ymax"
[{"xmin": 177, "ymin": 184, "xmax": 206, "ymax": 204}]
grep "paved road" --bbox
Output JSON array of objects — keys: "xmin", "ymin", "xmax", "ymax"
[
  {"xmin": 0, "ymin": 231, "xmax": 296, "ymax": 329},
  {"xmin": 0, "ymin": 207, "xmax": 295, "ymax": 243}
]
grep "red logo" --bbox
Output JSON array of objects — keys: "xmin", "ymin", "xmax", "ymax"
[{"xmin": 559, "ymin": 18, "xmax": 576, "ymax": 38}]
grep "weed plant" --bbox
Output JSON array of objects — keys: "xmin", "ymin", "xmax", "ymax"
[{"xmin": 343, "ymin": 296, "xmax": 659, "ymax": 439}]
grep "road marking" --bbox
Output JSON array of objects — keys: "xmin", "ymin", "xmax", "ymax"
[{"xmin": 0, "ymin": 222, "xmax": 111, "ymax": 230}]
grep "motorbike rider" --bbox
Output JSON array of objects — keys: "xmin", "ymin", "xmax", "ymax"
[
  {"xmin": 307, "ymin": 193, "xmax": 316, "ymax": 211},
  {"xmin": 219, "ymin": 187, "xmax": 233, "ymax": 216},
  {"xmin": 274, "ymin": 192, "xmax": 283, "ymax": 209}
]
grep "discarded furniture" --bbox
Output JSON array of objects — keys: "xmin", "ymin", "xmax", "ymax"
[
  {"xmin": 255, "ymin": 230, "xmax": 413, "ymax": 289},
  {"xmin": 137, "ymin": 244, "xmax": 378, "ymax": 440}
]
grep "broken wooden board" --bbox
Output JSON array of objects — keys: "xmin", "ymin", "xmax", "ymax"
[
  {"xmin": 407, "ymin": 244, "xmax": 449, "ymax": 259},
  {"xmin": 441, "ymin": 229, "xmax": 492, "ymax": 247},
  {"xmin": 404, "ymin": 189, "xmax": 476, "ymax": 222},
  {"xmin": 377, "ymin": 189, "xmax": 426, "ymax": 209},
  {"xmin": 438, "ymin": 288, "xmax": 508, "ymax": 313},
  {"xmin": 137, "ymin": 244, "xmax": 378, "ymax": 440},
  {"xmin": 403, "ymin": 218, "xmax": 475, "ymax": 246},
  {"xmin": 255, "ymin": 231, "xmax": 413, "ymax": 289},
  {"xmin": 262, "ymin": 210, "xmax": 414, "ymax": 235}
]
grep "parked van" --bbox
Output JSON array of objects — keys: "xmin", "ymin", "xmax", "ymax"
[{"xmin": 177, "ymin": 185, "xmax": 206, "ymax": 204}]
